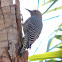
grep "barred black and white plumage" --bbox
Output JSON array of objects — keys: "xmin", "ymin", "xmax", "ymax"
[{"xmin": 18, "ymin": 9, "xmax": 43, "ymax": 57}]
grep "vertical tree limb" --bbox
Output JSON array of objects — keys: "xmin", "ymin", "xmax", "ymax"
[{"xmin": 0, "ymin": 0, "xmax": 28, "ymax": 62}]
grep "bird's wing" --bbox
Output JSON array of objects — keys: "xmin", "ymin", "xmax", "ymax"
[{"xmin": 23, "ymin": 16, "xmax": 42, "ymax": 37}]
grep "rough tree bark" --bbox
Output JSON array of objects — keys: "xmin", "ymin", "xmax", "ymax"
[{"xmin": 0, "ymin": 0, "xmax": 28, "ymax": 62}]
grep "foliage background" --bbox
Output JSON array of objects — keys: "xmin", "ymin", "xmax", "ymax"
[{"xmin": 17, "ymin": 0, "xmax": 62, "ymax": 62}]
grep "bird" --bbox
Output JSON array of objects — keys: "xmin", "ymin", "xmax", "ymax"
[{"xmin": 18, "ymin": 9, "xmax": 43, "ymax": 57}]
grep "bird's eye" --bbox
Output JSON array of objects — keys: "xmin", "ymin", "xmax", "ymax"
[{"xmin": 34, "ymin": 10, "xmax": 36, "ymax": 12}]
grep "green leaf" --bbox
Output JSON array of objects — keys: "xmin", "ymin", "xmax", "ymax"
[
  {"xmin": 47, "ymin": 60, "xmax": 62, "ymax": 62},
  {"xmin": 42, "ymin": 0, "xmax": 58, "ymax": 15},
  {"xmin": 49, "ymin": 42, "xmax": 61, "ymax": 51},
  {"xmin": 56, "ymin": 61, "xmax": 62, "ymax": 62},
  {"xmin": 37, "ymin": 0, "xmax": 39, "ymax": 9},
  {"xmin": 58, "ymin": 23, "xmax": 62, "ymax": 29},
  {"xmin": 41, "ymin": 0, "xmax": 56, "ymax": 6},
  {"xmin": 29, "ymin": 50, "xmax": 62, "ymax": 61},
  {"xmin": 46, "ymin": 38, "xmax": 53, "ymax": 52},
  {"xmin": 55, "ymin": 29, "xmax": 62, "ymax": 31},
  {"xmin": 55, "ymin": 35, "xmax": 62, "ymax": 40},
  {"xmin": 47, "ymin": 60, "xmax": 56, "ymax": 62},
  {"xmin": 57, "ymin": 46, "xmax": 62, "ymax": 49},
  {"xmin": 46, "ymin": 6, "xmax": 62, "ymax": 13}
]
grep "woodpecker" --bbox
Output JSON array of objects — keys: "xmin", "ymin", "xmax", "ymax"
[{"xmin": 18, "ymin": 9, "xmax": 43, "ymax": 57}]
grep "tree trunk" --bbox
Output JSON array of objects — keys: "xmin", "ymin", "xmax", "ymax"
[{"xmin": 0, "ymin": 0, "xmax": 28, "ymax": 62}]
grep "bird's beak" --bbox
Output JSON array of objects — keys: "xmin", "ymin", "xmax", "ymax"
[{"xmin": 25, "ymin": 9, "xmax": 32, "ymax": 13}]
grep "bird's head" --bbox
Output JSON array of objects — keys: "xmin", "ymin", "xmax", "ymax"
[{"xmin": 25, "ymin": 9, "xmax": 42, "ymax": 19}]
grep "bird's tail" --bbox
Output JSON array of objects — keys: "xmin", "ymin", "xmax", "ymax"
[{"xmin": 18, "ymin": 44, "xmax": 24, "ymax": 57}]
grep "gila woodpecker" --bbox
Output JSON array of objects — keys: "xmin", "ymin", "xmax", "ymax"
[{"xmin": 18, "ymin": 9, "xmax": 43, "ymax": 57}]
